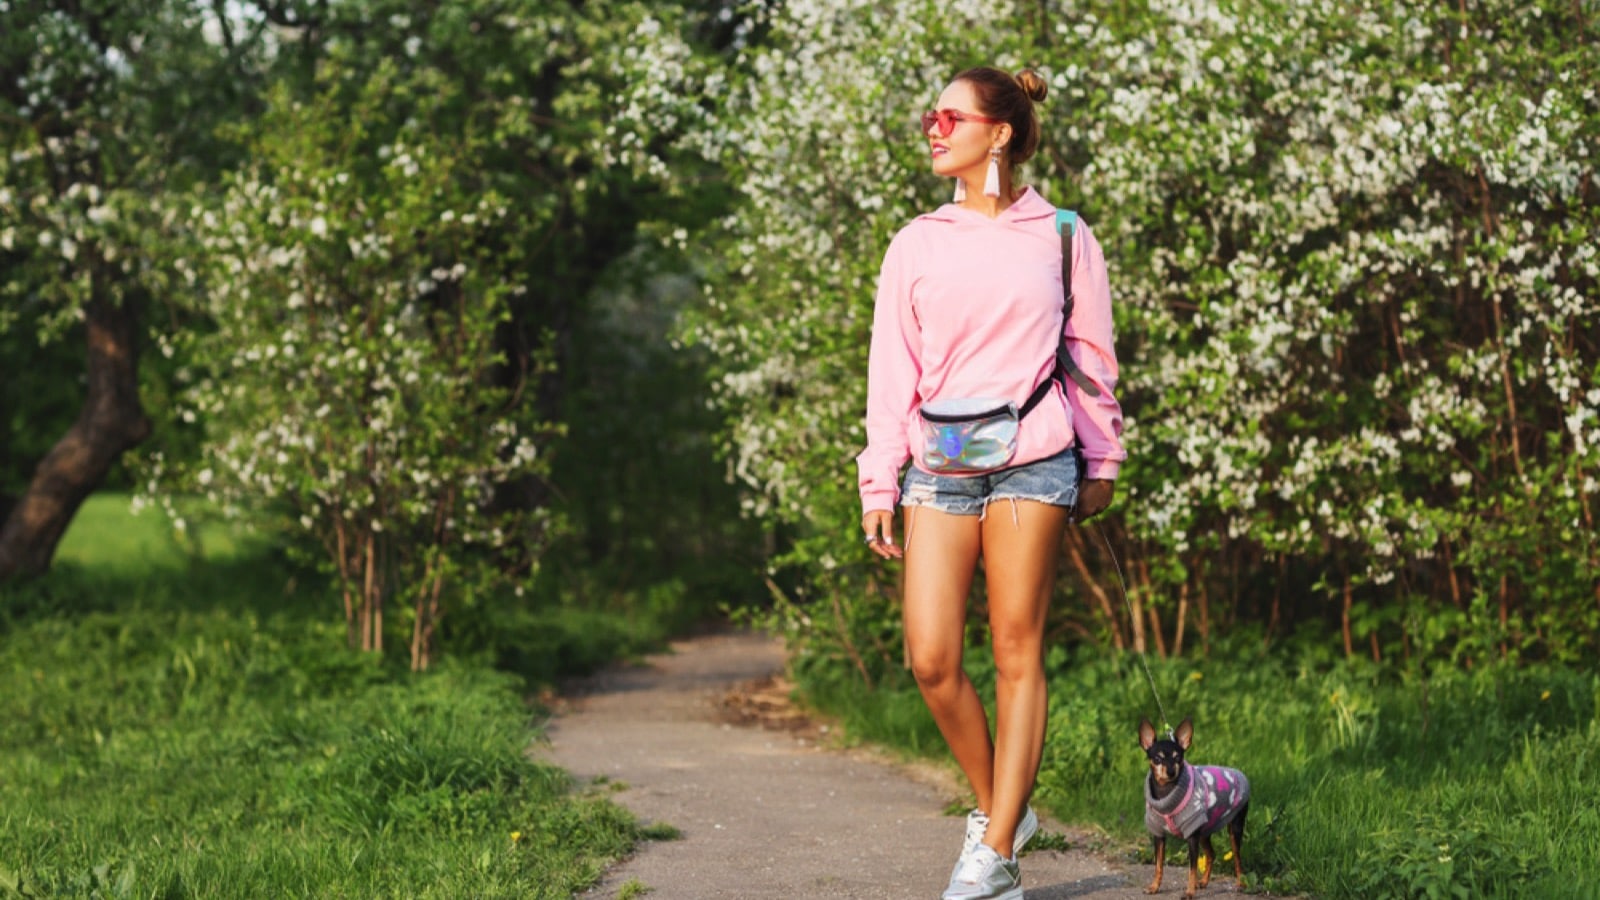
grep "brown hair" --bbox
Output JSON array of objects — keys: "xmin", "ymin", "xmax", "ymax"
[{"xmin": 953, "ymin": 67, "xmax": 1048, "ymax": 166}]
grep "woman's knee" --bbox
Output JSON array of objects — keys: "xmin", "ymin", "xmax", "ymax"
[
  {"xmin": 989, "ymin": 628, "xmax": 1044, "ymax": 682},
  {"xmin": 908, "ymin": 647, "xmax": 963, "ymax": 692}
]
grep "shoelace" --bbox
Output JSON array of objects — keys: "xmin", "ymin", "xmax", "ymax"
[{"xmin": 961, "ymin": 812, "xmax": 989, "ymax": 856}]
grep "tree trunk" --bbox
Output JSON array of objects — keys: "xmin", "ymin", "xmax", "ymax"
[
  {"xmin": 1172, "ymin": 580, "xmax": 1189, "ymax": 659},
  {"xmin": 0, "ymin": 296, "xmax": 150, "ymax": 580},
  {"xmin": 1147, "ymin": 602, "xmax": 1168, "ymax": 659},
  {"xmin": 1341, "ymin": 572, "xmax": 1355, "ymax": 659},
  {"xmin": 1063, "ymin": 529, "xmax": 1125, "ymax": 649},
  {"xmin": 1129, "ymin": 560, "xmax": 1148, "ymax": 654}
]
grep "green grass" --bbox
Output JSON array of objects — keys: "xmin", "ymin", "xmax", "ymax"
[
  {"xmin": 1, "ymin": 496, "xmax": 646, "ymax": 898},
  {"xmin": 615, "ymin": 879, "xmax": 653, "ymax": 899},
  {"xmin": 795, "ymin": 639, "xmax": 1600, "ymax": 900}
]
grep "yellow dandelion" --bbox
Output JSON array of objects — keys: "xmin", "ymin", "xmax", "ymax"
[
  {"xmin": 1198, "ymin": 855, "xmax": 1210, "ymax": 874},
  {"xmin": 1189, "ymin": 671, "xmax": 1204, "ymax": 681},
  {"xmin": 510, "ymin": 831, "xmax": 523, "ymax": 843},
  {"xmin": 1223, "ymin": 851, "xmax": 1233, "ymax": 861},
  {"xmin": 1540, "ymin": 690, "xmax": 1551, "ymax": 701}
]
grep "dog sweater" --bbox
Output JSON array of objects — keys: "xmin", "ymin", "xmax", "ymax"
[{"xmin": 1145, "ymin": 764, "xmax": 1250, "ymax": 839}]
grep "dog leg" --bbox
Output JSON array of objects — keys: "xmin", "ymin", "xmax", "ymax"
[
  {"xmin": 1184, "ymin": 836, "xmax": 1200, "ymax": 899},
  {"xmin": 1228, "ymin": 802, "xmax": 1249, "ymax": 885},
  {"xmin": 1198, "ymin": 835, "xmax": 1215, "ymax": 888},
  {"xmin": 1146, "ymin": 836, "xmax": 1165, "ymax": 894}
]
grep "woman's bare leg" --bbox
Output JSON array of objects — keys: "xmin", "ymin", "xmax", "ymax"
[
  {"xmin": 901, "ymin": 505, "xmax": 995, "ymax": 813},
  {"xmin": 976, "ymin": 499, "xmax": 1068, "ymax": 854}
]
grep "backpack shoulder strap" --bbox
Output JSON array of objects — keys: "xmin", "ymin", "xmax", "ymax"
[{"xmin": 1054, "ymin": 208, "xmax": 1102, "ymax": 397}]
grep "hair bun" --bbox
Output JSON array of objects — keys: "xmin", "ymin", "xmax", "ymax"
[{"xmin": 1015, "ymin": 69, "xmax": 1048, "ymax": 103}]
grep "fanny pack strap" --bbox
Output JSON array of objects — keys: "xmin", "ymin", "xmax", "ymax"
[{"xmin": 1017, "ymin": 375, "xmax": 1056, "ymax": 418}]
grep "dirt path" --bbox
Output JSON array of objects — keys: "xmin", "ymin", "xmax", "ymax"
[{"xmin": 538, "ymin": 630, "xmax": 1230, "ymax": 900}]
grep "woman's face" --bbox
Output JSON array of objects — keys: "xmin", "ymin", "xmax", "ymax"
[{"xmin": 927, "ymin": 80, "xmax": 1005, "ymax": 180}]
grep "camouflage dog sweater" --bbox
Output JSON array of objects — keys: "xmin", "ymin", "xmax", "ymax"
[{"xmin": 1144, "ymin": 764, "xmax": 1250, "ymax": 839}]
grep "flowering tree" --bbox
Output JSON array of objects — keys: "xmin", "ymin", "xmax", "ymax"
[
  {"xmin": 143, "ymin": 0, "xmax": 736, "ymax": 667},
  {"xmin": 1053, "ymin": 0, "xmax": 1598, "ymax": 662},
  {"xmin": 619, "ymin": 0, "xmax": 1599, "ymax": 668},
  {"xmin": 5, "ymin": 0, "xmax": 714, "ymax": 662},
  {"xmin": 153, "ymin": 65, "xmax": 557, "ymax": 669},
  {"xmin": 0, "ymin": 0, "xmax": 260, "ymax": 579}
]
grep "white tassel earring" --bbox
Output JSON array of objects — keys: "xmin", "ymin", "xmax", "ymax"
[
  {"xmin": 982, "ymin": 148, "xmax": 1002, "ymax": 198},
  {"xmin": 953, "ymin": 178, "xmax": 967, "ymax": 202}
]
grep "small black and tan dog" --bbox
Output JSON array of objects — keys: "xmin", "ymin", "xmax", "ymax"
[{"xmin": 1139, "ymin": 718, "xmax": 1250, "ymax": 898}]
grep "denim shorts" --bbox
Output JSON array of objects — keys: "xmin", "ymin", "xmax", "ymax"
[{"xmin": 900, "ymin": 447, "xmax": 1080, "ymax": 516}]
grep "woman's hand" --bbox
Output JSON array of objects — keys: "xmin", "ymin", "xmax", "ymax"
[
  {"xmin": 861, "ymin": 509, "xmax": 903, "ymax": 559},
  {"xmin": 1074, "ymin": 479, "xmax": 1115, "ymax": 522}
]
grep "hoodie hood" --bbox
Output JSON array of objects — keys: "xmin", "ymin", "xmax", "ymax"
[{"xmin": 919, "ymin": 185, "xmax": 1057, "ymax": 224}]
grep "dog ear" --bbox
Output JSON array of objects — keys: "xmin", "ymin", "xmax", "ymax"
[
  {"xmin": 1174, "ymin": 717, "xmax": 1193, "ymax": 751},
  {"xmin": 1138, "ymin": 718, "xmax": 1156, "ymax": 750}
]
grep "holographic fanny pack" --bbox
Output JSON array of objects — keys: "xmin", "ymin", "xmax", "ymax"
[{"xmin": 918, "ymin": 398, "xmax": 1021, "ymax": 475}]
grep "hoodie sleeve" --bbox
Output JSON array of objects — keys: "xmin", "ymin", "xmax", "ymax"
[
  {"xmin": 1064, "ymin": 221, "xmax": 1126, "ymax": 480},
  {"xmin": 856, "ymin": 232, "xmax": 921, "ymax": 514}
]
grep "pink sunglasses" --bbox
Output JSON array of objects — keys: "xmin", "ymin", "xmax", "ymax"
[{"xmin": 920, "ymin": 108, "xmax": 1003, "ymax": 138}]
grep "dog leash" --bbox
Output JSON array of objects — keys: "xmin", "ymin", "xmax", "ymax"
[{"xmin": 1093, "ymin": 520, "xmax": 1175, "ymax": 740}]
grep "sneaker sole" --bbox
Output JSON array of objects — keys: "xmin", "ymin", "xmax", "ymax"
[{"xmin": 943, "ymin": 885, "xmax": 1024, "ymax": 900}]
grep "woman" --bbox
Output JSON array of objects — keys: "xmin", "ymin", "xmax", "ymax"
[{"xmin": 857, "ymin": 67, "xmax": 1125, "ymax": 900}]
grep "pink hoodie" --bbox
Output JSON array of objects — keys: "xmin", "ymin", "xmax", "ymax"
[{"xmin": 856, "ymin": 186, "xmax": 1125, "ymax": 514}]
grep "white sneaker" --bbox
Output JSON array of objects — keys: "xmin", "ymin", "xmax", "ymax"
[
  {"xmin": 949, "ymin": 806, "xmax": 1038, "ymax": 881},
  {"xmin": 942, "ymin": 844, "xmax": 1022, "ymax": 900}
]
